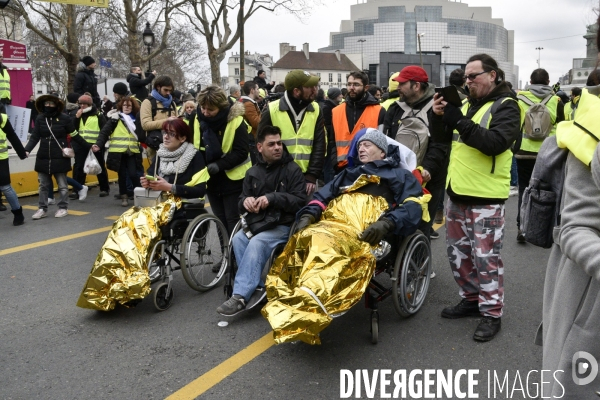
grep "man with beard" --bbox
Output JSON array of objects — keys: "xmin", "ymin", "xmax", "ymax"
[
  {"xmin": 432, "ymin": 54, "xmax": 522, "ymax": 342},
  {"xmin": 383, "ymin": 66, "xmax": 449, "ymax": 242},
  {"xmin": 331, "ymin": 70, "xmax": 385, "ymax": 172},
  {"xmin": 258, "ymin": 70, "xmax": 325, "ymax": 196}
]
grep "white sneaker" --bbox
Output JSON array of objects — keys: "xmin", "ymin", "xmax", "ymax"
[
  {"xmin": 430, "ymin": 271, "xmax": 436, "ymax": 279},
  {"xmin": 78, "ymin": 185, "xmax": 89, "ymax": 201},
  {"xmin": 47, "ymin": 198, "xmax": 56, "ymax": 205},
  {"xmin": 32, "ymin": 209, "xmax": 47, "ymax": 220},
  {"xmin": 509, "ymin": 186, "xmax": 519, "ymax": 197},
  {"xmin": 54, "ymin": 209, "xmax": 68, "ymax": 218}
]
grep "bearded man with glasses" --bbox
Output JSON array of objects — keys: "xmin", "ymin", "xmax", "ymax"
[{"xmin": 431, "ymin": 53, "xmax": 522, "ymax": 342}]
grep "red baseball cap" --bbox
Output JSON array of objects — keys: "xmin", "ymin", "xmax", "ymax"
[{"xmin": 393, "ymin": 66, "xmax": 429, "ymax": 83}]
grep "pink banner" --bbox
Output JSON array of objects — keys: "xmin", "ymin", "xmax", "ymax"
[{"xmin": 0, "ymin": 39, "xmax": 27, "ymax": 62}]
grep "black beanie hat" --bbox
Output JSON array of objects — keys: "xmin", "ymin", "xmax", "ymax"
[
  {"xmin": 66, "ymin": 92, "xmax": 79, "ymax": 104},
  {"xmin": 113, "ymin": 82, "xmax": 128, "ymax": 95},
  {"xmin": 81, "ymin": 56, "xmax": 95, "ymax": 66}
]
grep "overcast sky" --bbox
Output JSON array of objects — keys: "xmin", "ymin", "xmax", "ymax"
[{"xmin": 220, "ymin": 0, "xmax": 598, "ymax": 88}]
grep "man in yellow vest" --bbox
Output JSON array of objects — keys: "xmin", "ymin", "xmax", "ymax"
[
  {"xmin": 0, "ymin": 53, "xmax": 11, "ymax": 106},
  {"xmin": 515, "ymin": 68, "xmax": 564, "ymax": 243},
  {"xmin": 564, "ymin": 86, "xmax": 581, "ymax": 121},
  {"xmin": 258, "ymin": 69, "xmax": 325, "ymax": 196},
  {"xmin": 331, "ymin": 70, "xmax": 385, "ymax": 172},
  {"xmin": 71, "ymin": 94, "xmax": 110, "ymax": 197},
  {"xmin": 432, "ymin": 54, "xmax": 522, "ymax": 342}
]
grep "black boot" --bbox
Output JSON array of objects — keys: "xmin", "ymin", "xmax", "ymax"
[
  {"xmin": 11, "ymin": 207, "xmax": 24, "ymax": 226},
  {"xmin": 473, "ymin": 316, "xmax": 502, "ymax": 342},
  {"xmin": 0, "ymin": 197, "xmax": 6, "ymax": 212}
]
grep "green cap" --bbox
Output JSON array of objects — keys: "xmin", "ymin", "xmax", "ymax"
[{"xmin": 284, "ymin": 70, "xmax": 320, "ymax": 90}]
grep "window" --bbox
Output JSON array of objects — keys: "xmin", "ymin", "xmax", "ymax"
[
  {"xmin": 338, "ymin": 73, "xmax": 342, "ymax": 83},
  {"xmin": 234, "ymin": 58, "xmax": 238, "ymax": 62},
  {"xmin": 234, "ymin": 68, "xmax": 239, "ymax": 75},
  {"xmin": 317, "ymin": 72, "xmax": 321, "ymax": 78},
  {"xmin": 329, "ymin": 73, "xmax": 333, "ymax": 82},
  {"xmin": 235, "ymin": 79, "xmax": 240, "ymax": 84}
]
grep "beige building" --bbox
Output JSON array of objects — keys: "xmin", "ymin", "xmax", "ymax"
[{"xmin": 226, "ymin": 51, "xmax": 273, "ymax": 88}]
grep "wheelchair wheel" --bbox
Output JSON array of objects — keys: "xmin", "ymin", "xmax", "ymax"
[
  {"xmin": 153, "ymin": 282, "xmax": 174, "ymax": 311},
  {"xmin": 392, "ymin": 232, "xmax": 432, "ymax": 317},
  {"xmin": 370, "ymin": 311, "xmax": 379, "ymax": 344},
  {"xmin": 147, "ymin": 240, "xmax": 168, "ymax": 284},
  {"xmin": 180, "ymin": 214, "xmax": 228, "ymax": 292}
]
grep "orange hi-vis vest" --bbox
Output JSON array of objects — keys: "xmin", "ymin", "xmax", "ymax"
[{"xmin": 332, "ymin": 103, "xmax": 382, "ymax": 168}]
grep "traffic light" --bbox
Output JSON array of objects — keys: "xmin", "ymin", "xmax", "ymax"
[{"xmin": 0, "ymin": 0, "xmax": 10, "ymax": 9}]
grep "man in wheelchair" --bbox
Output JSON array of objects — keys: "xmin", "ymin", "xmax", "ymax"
[
  {"xmin": 261, "ymin": 128, "xmax": 426, "ymax": 344},
  {"xmin": 217, "ymin": 125, "xmax": 306, "ymax": 316}
]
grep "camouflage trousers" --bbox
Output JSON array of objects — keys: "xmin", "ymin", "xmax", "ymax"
[{"xmin": 446, "ymin": 200, "xmax": 505, "ymax": 317}]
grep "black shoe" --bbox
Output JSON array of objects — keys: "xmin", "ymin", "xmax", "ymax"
[
  {"xmin": 473, "ymin": 316, "xmax": 501, "ymax": 342},
  {"xmin": 441, "ymin": 299, "xmax": 480, "ymax": 319},
  {"xmin": 114, "ymin": 194, "xmax": 120, "ymax": 200},
  {"xmin": 69, "ymin": 193, "xmax": 79, "ymax": 200},
  {"xmin": 0, "ymin": 202, "xmax": 6, "ymax": 211},
  {"xmin": 99, "ymin": 191, "xmax": 109, "ymax": 197},
  {"xmin": 434, "ymin": 209, "xmax": 444, "ymax": 224},
  {"xmin": 517, "ymin": 230, "xmax": 526, "ymax": 244},
  {"xmin": 217, "ymin": 295, "xmax": 246, "ymax": 316},
  {"xmin": 430, "ymin": 230, "xmax": 440, "ymax": 239}
]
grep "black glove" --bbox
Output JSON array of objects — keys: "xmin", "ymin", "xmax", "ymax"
[
  {"xmin": 292, "ymin": 214, "xmax": 315, "ymax": 235},
  {"xmin": 360, "ymin": 218, "xmax": 395, "ymax": 246},
  {"xmin": 442, "ymin": 103, "xmax": 464, "ymax": 130},
  {"xmin": 207, "ymin": 163, "xmax": 219, "ymax": 175}
]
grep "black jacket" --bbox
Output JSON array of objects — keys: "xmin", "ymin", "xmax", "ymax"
[
  {"xmin": 253, "ymin": 76, "xmax": 274, "ymax": 92},
  {"xmin": 383, "ymin": 90, "xmax": 449, "ymax": 186},
  {"xmin": 25, "ymin": 113, "xmax": 89, "ymax": 174},
  {"xmin": 148, "ymin": 149, "xmax": 206, "ymax": 200},
  {"xmin": 258, "ymin": 95, "xmax": 326, "ymax": 183},
  {"xmin": 127, "ymin": 72, "xmax": 155, "ymax": 101},
  {"xmin": 321, "ymin": 99, "xmax": 338, "ymax": 157},
  {"xmin": 0, "ymin": 117, "xmax": 27, "ymax": 186},
  {"xmin": 432, "ymin": 81, "xmax": 521, "ymax": 204},
  {"xmin": 238, "ymin": 147, "xmax": 306, "ymax": 227},
  {"xmin": 73, "ymin": 67, "xmax": 100, "ymax": 107}
]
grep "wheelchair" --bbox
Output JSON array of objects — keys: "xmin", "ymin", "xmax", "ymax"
[
  {"xmin": 223, "ymin": 218, "xmax": 432, "ymax": 343},
  {"xmin": 146, "ymin": 202, "xmax": 229, "ymax": 311}
]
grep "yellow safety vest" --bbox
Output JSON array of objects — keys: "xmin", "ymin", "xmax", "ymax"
[
  {"xmin": 564, "ymin": 96, "xmax": 580, "ymax": 121},
  {"xmin": 268, "ymin": 99, "xmax": 319, "ymax": 173},
  {"xmin": 447, "ymin": 98, "xmax": 516, "ymax": 199},
  {"xmin": 221, "ymin": 115, "xmax": 251, "ymax": 180},
  {"xmin": 0, "ymin": 113, "xmax": 9, "ymax": 160},
  {"xmin": 77, "ymin": 114, "xmax": 101, "ymax": 144},
  {"xmin": 108, "ymin": 120, "xmax": 140, "ymax": 154},
  {"xmin": 0, "ymin": 68, "xmax": 10, "ymax": 100},
  {"xmin": 517, "ymin": 91, "xmax": 559, "ymax": 153},
  {"xmin": 381, "ymin": 97, "xmax": 397, "ymax": 111}
]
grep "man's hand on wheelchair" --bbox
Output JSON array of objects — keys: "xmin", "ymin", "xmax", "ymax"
[
  {"xmin": 243, "ymin": 197, "xmax": 260, "ymax": 213},
  {"xmin": 360, "ymin": 218, "xmax": 395, "ymax": 246},
  {"xmin": 292, "ymin": 214, "xmax": 315, "ymax": 235}
]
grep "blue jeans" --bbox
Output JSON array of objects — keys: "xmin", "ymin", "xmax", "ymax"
[
  {"xmin": 232, "ymin": 224, "xmax": 290, "ymax": 301},
  {"xmin": 39, "ymin": 172, "xmax": 68, "ymax": 210},
  {"xmin": 48, "ymin": 177, "xmax": 82, "ymax": 200},
  {"xmin": 0, "ymin": 184, "xmax": 20, "ymax": 210},
  {"xmin": 510, "ymin": 156, "xmax": 518, "ymax": 186}
]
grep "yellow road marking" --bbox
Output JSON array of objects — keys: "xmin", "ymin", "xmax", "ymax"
[
  {"xmin": 21, "ymin": 205, "xmax": 90, "ymax": 216},
  {"xmin": 0, "ymin": 226, "xmax": 111, "ymax": 256},
  {"xmin": 165, "ymin": 333, "xmax": 275, "ymax": 399},
  {"xmin": 105, "ymin": 216, "xmax": 120, "ymax": 221}
]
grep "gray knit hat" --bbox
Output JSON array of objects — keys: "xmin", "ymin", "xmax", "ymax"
[
  {"xmin": 327, "ymin": 87, "xmax": 342, "ymax": 100},
  {"xmin": 357, "ymin": 128, "xmax": 388, "ymax": 155}
]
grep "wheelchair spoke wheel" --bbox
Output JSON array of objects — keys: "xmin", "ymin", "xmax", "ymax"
[
  {"xmin": 181, "ymin": 215, "xmax": 228, "ymax": 292},
  {"xmin": 370, "ymin": 311, "xmax": 379, "ymax": 344},
  {"xmin": 392, "ymin": 232, "xmax": 432, "ymax": 317},
  {"xmin": 153, "ymin": 282, "xmax": 173, "ymax": 311},
  {"xmin": 148, "ymin": 240, "xmax": 167, "ymax": 284}
]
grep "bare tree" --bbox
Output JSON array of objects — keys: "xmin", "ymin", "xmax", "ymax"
[{"xmin": 182, "ymin": 0, "xmax": 313, "ymax": 84}]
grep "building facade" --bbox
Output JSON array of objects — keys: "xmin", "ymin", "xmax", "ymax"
[
  {"xmin": 226, "ymin": 51, "xmax": 273, "ymax": 88},
  {"xmin": 319, "ymin": 0, "xmax": 518, "ymax": 88}
]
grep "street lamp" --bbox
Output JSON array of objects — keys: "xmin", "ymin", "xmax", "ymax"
[
  {"xmin": 535, "ymin": 47, "xmax": 544, "ymax": 68},
  {"xmin": 442, "ymin": 45, "xmax": 450, "ymax": 86},
  {"xmin": 418, "ymin": 33, "xmax": 426, "ymax": 69},
  {"xmin": 357, "ymin": 39, "xmax": 366, "ymax": 71},
  {"xmin": 142, "ymin": 22, "xmax": 155, "ymax": 73}
]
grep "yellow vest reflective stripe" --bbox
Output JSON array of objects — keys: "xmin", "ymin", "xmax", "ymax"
[
  {"xmin": 268, "ymin": 99, "xmax": 319, "ymax": 173},
  {"xmin": 190, "ymin": 116, "xmax": 205, "ymax": 151},
  {"xmin": 108, "ymin": 121, "xmax": 139, "ymax": 154},
  {"xmin": 517, "ymin": 91, "xmax": 559, "ymax": 153},
  {"xmin": 0, "ymin": 113, "xmax": 9, "ymax": 160},
  {"xmin": 78, "ymin": 115, "xmax": 101, "ymax": 144},
  {"xmin": 556, "ymin": 89, "xmax": 600, "ymax": 166},
  {"xmin": 185, "ymin": 167, "xmax": 210, "ymax": 187},
  {"xmin": 0, "ymin": 69, "xmax": 10, "ymax": 100},
  {"xmin": 221, "ymin": 115, "xmax": 251, "ymax": 180},
  {"xmin": 447, "ymin": 98, "xmax": 515, "ymax": 199}
]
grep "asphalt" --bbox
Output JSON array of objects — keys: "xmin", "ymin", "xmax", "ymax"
[{"xmin": 0, "ymin": 187, "xmax": 549, "ymax": 400}]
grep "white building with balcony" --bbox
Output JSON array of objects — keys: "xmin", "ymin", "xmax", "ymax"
[{"xmin": 227, "ymin": 51, "xmax": 273, "ymax": 88}]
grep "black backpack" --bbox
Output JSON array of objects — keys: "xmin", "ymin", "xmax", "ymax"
[{"xmin": 139, "ymin": 97, "xmax": 177, "ymax": 149}]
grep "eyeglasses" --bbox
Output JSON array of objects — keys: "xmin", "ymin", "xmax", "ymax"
[
  {"xmin": 463, "ymin": 71, "xmax": 488, "ymax": 81},
  {"xmin": 347, "ymin": 83, "xmax": 364, "ymax": 88},
  {"xmin": 162, "ymin": 130, "xmax": 176, "ymax": 138}
]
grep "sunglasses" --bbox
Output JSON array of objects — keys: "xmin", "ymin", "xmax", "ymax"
[{"xmin": 463, "ymin": 71, "xmax": 488, "ymax": 81}]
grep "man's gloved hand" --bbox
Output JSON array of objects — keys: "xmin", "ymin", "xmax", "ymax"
[
  {"xmin": 360, "ymin": 218, "xmax": 395, "ymax": 246},
  {"xmin": 207, "ymin": 163, "xmax": 219, "ymax": 175},
  {"xmin": 442, "ymin": 103, "xmax": 464, "ymax": 130},
  {"xmin": 292, "ymin": 214, "xmax": 315, "ymax": 235}
]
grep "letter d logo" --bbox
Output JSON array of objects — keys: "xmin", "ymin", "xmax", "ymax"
[{"xmin": 572, "ymin": 351, "xmax": 598, "ymax": 386}]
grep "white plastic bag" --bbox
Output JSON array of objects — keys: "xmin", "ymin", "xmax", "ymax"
[{"xmin": 83, "ymin": 149, "xmax": 102, "ymax": 175}]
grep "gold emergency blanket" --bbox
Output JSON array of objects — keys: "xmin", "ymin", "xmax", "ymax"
[
  {"xmin": 76, "ymin": 195, "xmax": 180, "ymax": 311},
  {"xmin": 262, "ymin": 178, "xmax": 389, "ymax": 345}
]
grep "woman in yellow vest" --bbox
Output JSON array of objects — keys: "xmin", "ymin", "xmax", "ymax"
[
  {"xmin": 195, "ymin": 85, "xmax": 251, "ymax": 234},
  {"xmin": 93, "ymin": 97, "xmax": 143, "ymax": 207}
]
